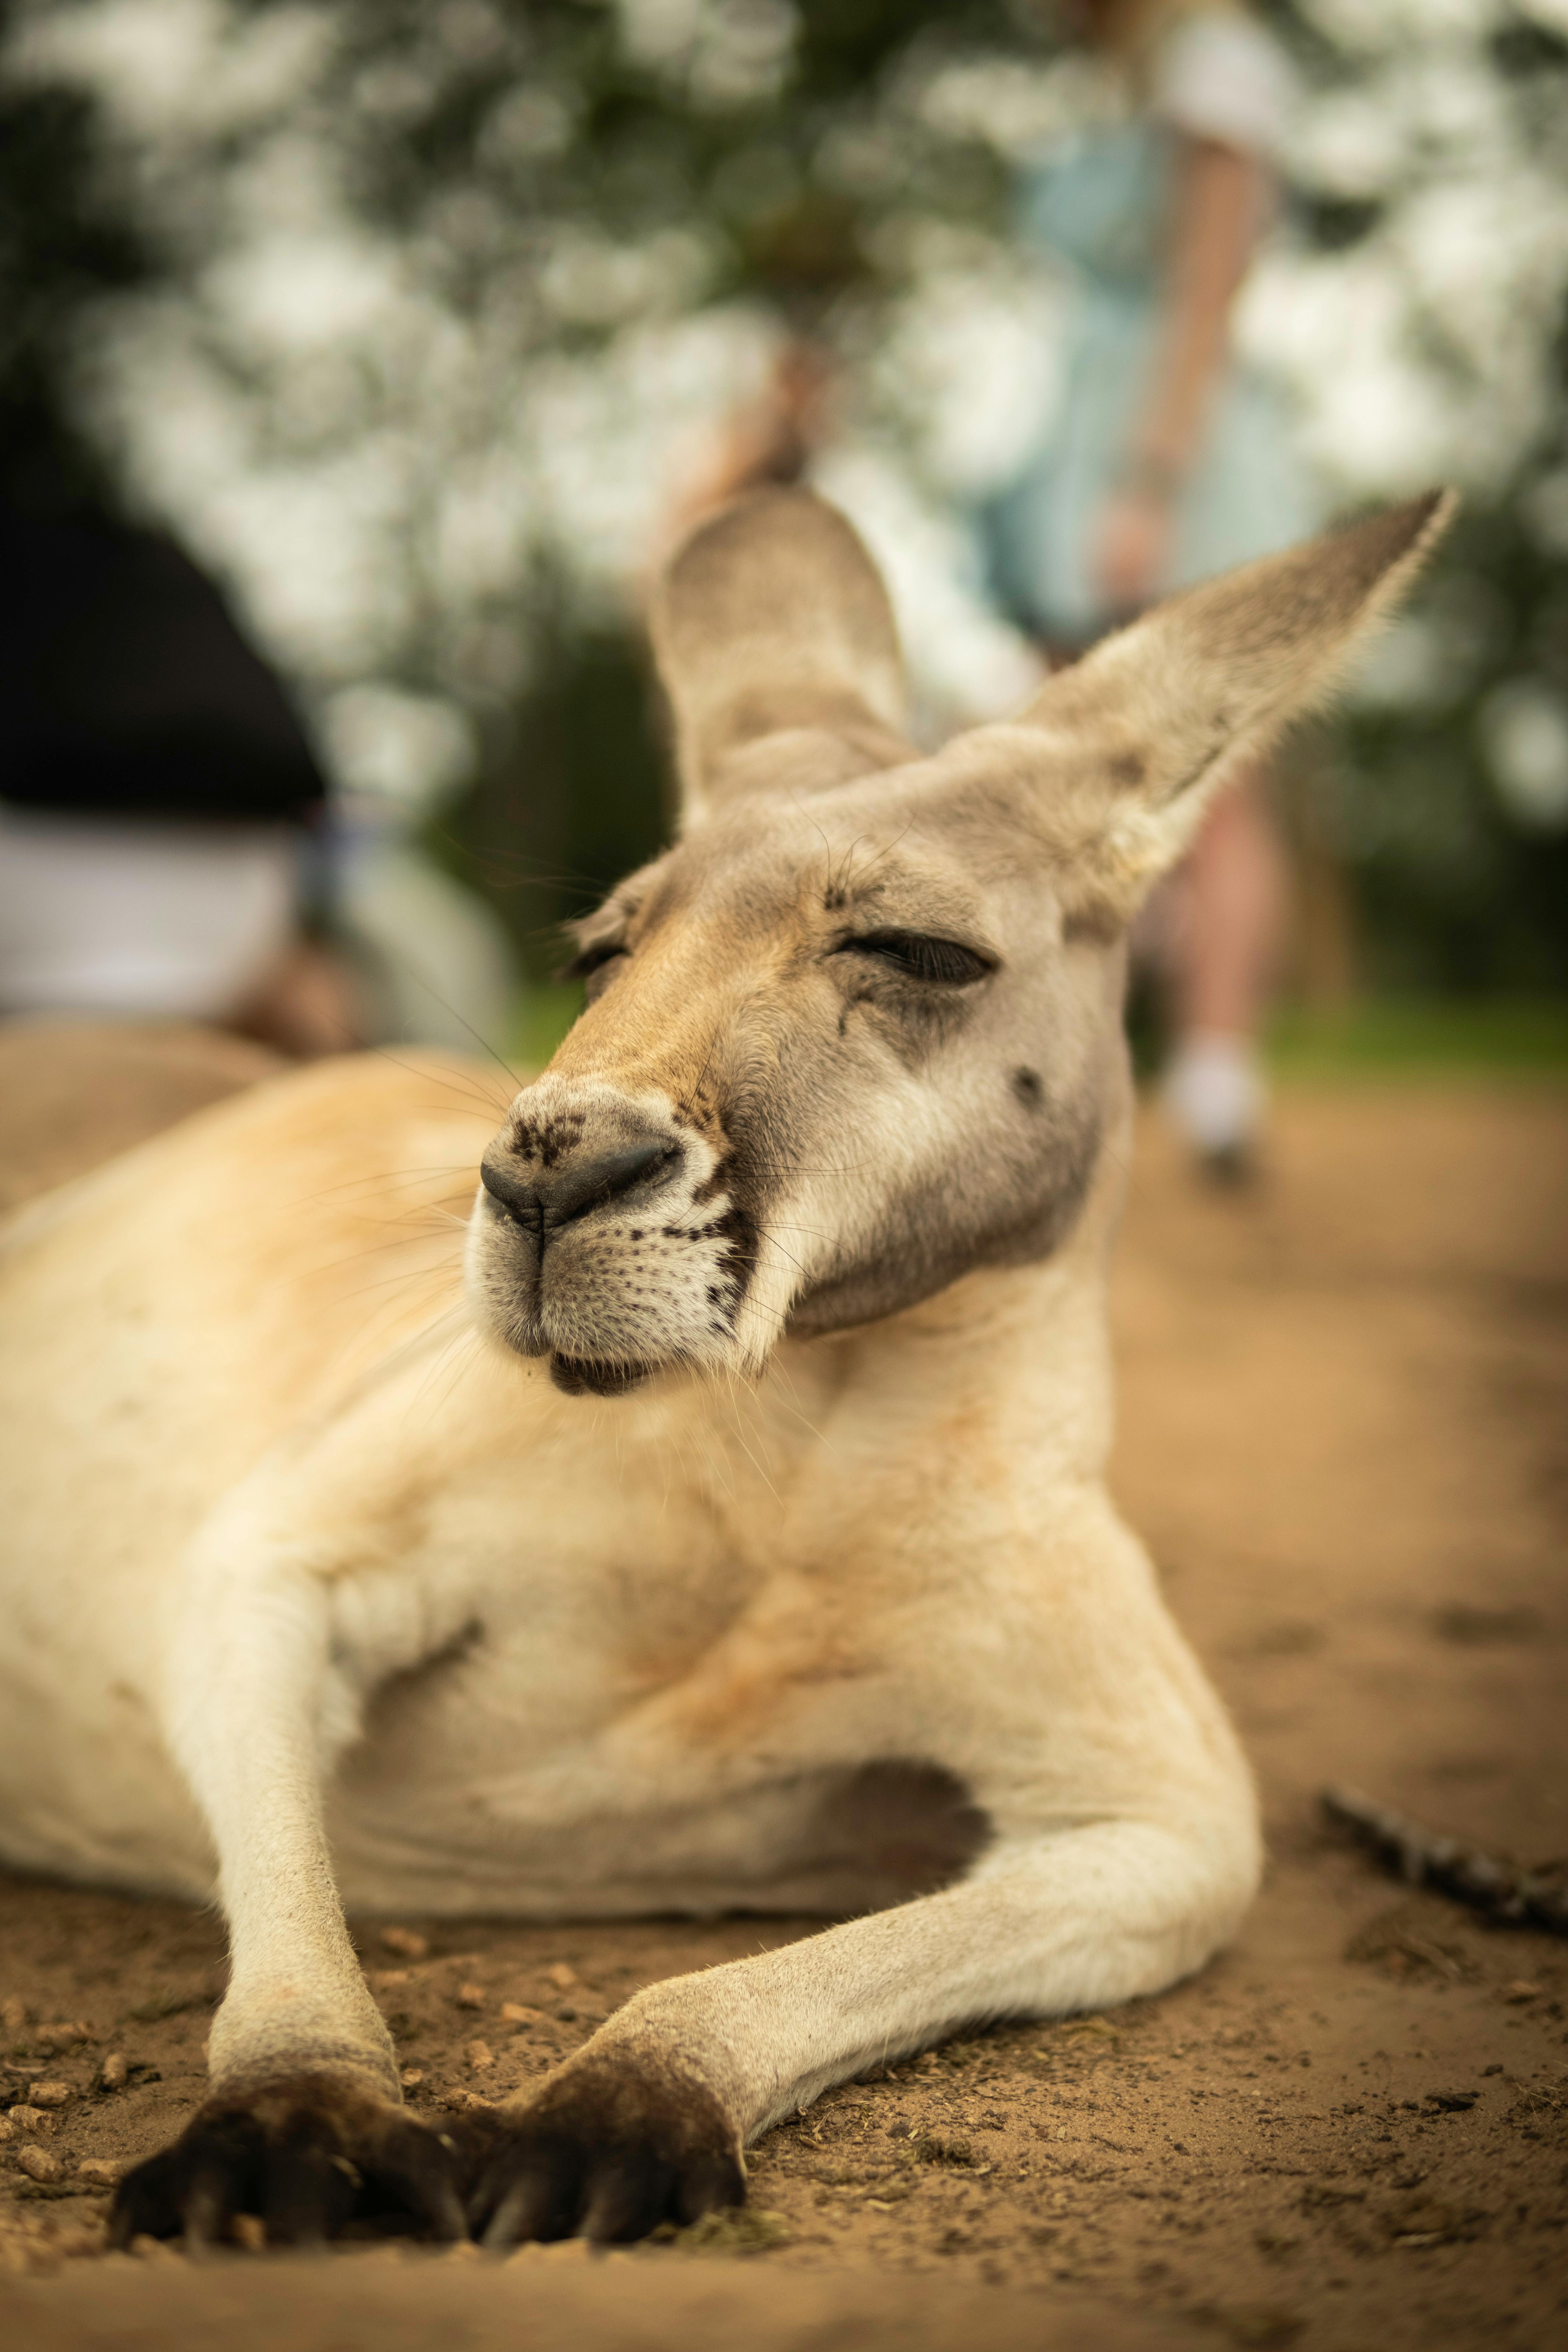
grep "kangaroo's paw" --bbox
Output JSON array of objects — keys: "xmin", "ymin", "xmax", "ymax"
[
  {"xmin": 460, "ymin": 2051, "xmax": 745, "ymax": 2248},
  {"xmin": 108, "ymin": 2071, "xmax": 467, "ymax": 2249}
]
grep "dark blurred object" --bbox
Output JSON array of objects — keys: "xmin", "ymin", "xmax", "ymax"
[
  {"xmin": 0, "ymin": 505, "xmax": 327, "ymax": 825},
  {"xmin": 0, "ymin": 26, "xmax": 349, "ymax": 1051},
  {"xmin": 0, "ymin": 498, "xmax": 357, "ymax": 1053}
]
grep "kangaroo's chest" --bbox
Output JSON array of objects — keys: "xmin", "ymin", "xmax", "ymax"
[
  {"xmin": 325, "ymin": 1624, "xmax": 985, "ymax": 1920},
  {"xmin": 320, "ymin": 1517, "xmax": 985, "ymax": 1918}
]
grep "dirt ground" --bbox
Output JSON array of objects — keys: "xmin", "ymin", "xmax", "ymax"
[{"xmin": 2, "ymin": 1034, "xmax": 1566, "ymax": 2350}]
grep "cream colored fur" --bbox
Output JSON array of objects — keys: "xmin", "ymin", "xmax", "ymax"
[{"xmin": 0, "ymin": 488, "xmax": 1452, "ymax": 2246}]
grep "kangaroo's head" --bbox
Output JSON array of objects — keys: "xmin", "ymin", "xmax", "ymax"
[{"xmin": 466, "ymin": 487, "xmax": 1451, "ymax": 1395}]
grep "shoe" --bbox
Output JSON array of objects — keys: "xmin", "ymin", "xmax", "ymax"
[
  {"xmin": 1162, "ymin": 1035, "xmax": 1265, "ymax": 1180},
  {"xmin": 1197, "ymin": 1138, "xmax": 1259, "ymax": 1188}
]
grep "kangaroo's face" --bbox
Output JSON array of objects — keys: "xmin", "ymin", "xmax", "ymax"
[
  {"xmin": 466, "ymin": 771, "xmax": 1123, "ymax": 1393},
  {"xmin": 466, "ymin": 488, "xmax": 1450, "ymax": 1395}
]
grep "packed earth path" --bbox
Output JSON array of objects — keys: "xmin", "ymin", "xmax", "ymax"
[{"xmin": 1, "ymin": 1026, "xmax": 1565, "ymax": 2351}]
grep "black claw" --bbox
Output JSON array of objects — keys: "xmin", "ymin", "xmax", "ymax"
[
  {"xmin": 460, "ymin": 2058, "xmax": 744, "ymax": 2249},
  {"xmin": 382, "ymin": 2143, "xmax": 469, "ymax": 2245},
  {"xmin": 181, "ymin": 2167, "xmax": 236, "ymax": 2255},
  {"xmin": 109, "ymin": 2074, "xmax": 465, "ymax": 2250},
  {"xmin": 479, "ymin": 2178, "xmax": 541, "ymax": 2252},
  {"xmin": 583, "ymin": 2154, "xmax": 673, "ymax": 2245},
  {"xmin": 107, "ymin": 2163, "xmax": 165, "ymax": 2251},
  {"xmin": 262, "ymin": 2141, "xmax": 357, "ymax": 2246},
  {"xmin": 474, "ymin": 2154, "xmax": 579, "ymax": 2249}
]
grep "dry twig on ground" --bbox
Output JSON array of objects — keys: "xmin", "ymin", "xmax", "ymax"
[{"xmin": 1322, "ymin": 1786, "xmax": 1568, "ymax": 1934}]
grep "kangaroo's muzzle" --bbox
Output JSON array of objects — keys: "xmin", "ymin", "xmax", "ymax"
[{"xmin": 466, "ymin": 1080, "xmax": 752, "ymax": 1395}]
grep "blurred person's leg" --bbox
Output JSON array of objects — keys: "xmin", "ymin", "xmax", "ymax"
[{"xmin": 1160, "ymin": 769, "xmax": 1286, "ymax": 1178}]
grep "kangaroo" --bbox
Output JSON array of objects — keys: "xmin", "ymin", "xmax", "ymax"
[{"xmin": 0, "ymin": 487, "xmax": 1451, "ymax": 2250}]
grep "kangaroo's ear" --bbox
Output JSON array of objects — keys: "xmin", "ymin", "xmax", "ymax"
[
  {"xmin": 989, "ymin": 492, "xmax": 1457, "ymax": 927},
  {"xmin": 650, "ymin": 488, "xmax": 912, "ymax": 819}
]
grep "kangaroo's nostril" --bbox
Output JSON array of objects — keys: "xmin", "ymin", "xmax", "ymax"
[
  {"xmin": 481, "ymin": 1161, "xmax": 543, "ymax": 1228},
  {"xmin": 545, "ymin": 1139, "xmax": 680, "ymax": 1227}
]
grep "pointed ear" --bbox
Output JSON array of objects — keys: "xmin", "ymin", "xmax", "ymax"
[
  {"xmin": 1000, "ymin": 492, "xmax": 1457, "ymax": 925},
  {"xmin": 649, "ymin": 488, "xmax": 913, "ymax": 818}
]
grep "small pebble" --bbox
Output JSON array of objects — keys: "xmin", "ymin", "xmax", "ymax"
[
  {"xmin": 465, "ymin": 2040, "xmax": 494, "ymax": 2071},
  {"xmin": 16, "ymin": 2146, "xmax": 64, "ymax": 2185},
  {"xmin": 28, "ymin": 2083, "xmax": 72, "ymax": 2109},
  {"xmin": 399, "ymin": 2067, "xmax": 425, "ymax": 2091},
  {"xmin": 500, "ymin": 2004, "xmax": 545, "ymax": 2028},
  {"xmin": 455, "ymin": 1982, "xmax": 485, "ymax": 2011},
  {"xmin": 77, "ymin": 2159, "xmax": 122, "ymax": 2187},
  {"xmin": 544, "ymin": 1963, "xmax": 578, "ymax": 1991},
  {"xmin": 231, "ymin": 2214, "xmax": 266, "ymax": 2252},
  {"xmin": 0, "ymin": 2119, "xmax": 13, "ymax": 2143},
  {"xmin": 6, "ymin": 2107, "xmax": 55, "ymax": 2136},
  {"xmin": 36, "ymin": 2022, "xmax": 90, "ymax": 2052},
  {"xmin": 99, "ymin": 2053, "xmax": 128, "ymax": 2092},
  {"xmin": 130, "ymin": 2234, "xmax": 181, "ymax": 2263},
  {"xmin": 446, "ymin": 2088, "xmax": 495, "ymax": 2114},
  {"xmin": 381, "ymin": 1927, "xmax": 429, "ymax": 1961},
  {"xmin": 1503, "ymin": 1981, "xmax": 1542, "ymax": 2004},
  {"xmin": 0, "ymin": 1997, "xmax": 24, "ymax": 2035}
]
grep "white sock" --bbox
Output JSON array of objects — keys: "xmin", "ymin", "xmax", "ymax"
[{"xmin": 1162, "ymin": 1033, "xmax": 1265, "ymax": 1156}]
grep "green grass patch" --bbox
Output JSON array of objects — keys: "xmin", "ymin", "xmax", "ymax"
[{"xmin": 1264, "ymin": 997, "xmax": 1568, "ymax": 1082}]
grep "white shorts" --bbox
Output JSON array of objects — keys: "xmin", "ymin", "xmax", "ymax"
[{"xmin": 0, "ymin": 808, "xmax": 298, "ymax": 1022}]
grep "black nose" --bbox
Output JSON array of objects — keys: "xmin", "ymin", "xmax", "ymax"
[{"xmin": 481, "ymin": 1136, "xmax": 681, "ymax": 1234}]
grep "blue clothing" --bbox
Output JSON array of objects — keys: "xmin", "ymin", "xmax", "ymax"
[{"xmin": 985, "ymin": 110, "xmax": 1318, "ymax": 645}]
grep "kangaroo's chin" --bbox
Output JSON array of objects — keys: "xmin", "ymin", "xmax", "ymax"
[{"xmin": 548, "ymin": 1353, "xmax": 657, "ymax": 1398}]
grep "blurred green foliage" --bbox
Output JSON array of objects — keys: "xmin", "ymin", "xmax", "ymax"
[
  {"xmin": 1334, "ymin": 506, "xmax": 1568, "ymax": 995},
  {"xmin": 428, "ymin": 616, "xmax": 670, "ymax": 981},
  {"xmin": 320, "ymin": 0, "xmax": 1021, "ymax": 303},
  {"xmin": 0, "ymin": 8, "xmax": 149, "ymax": 507}
]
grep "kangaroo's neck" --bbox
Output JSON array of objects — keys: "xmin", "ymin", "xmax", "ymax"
[
  {"xmin": 755, "ymin": 1120, "xmax": 1127, "ymax": 1502},
  {"xmin": 424, "ymin": 1120, "xmax": 1125, "ymax": 1536}
]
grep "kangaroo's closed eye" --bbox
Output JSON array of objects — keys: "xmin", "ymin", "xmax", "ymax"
[
  {"xmin": 563, "ymin": 941, "xmax": 630, "ymax": 1003},
  {"xmin": 836, "ymin": 930, "xmax": 996, "ymax": 986}
]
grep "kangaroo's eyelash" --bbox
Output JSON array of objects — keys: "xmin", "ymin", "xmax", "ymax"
[
  {"xmin": 835, "ymin": 930, "xmax": 996, "ymax": 986},
  {"xmin": 561, "ymin": 941, "xmax": 632, "ymax": 1005},
  {"xmin": 560, "ymin": 940, "xmax": 627, "ymax": 982}
]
